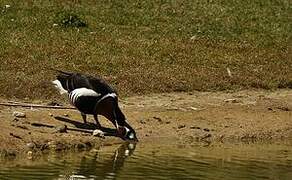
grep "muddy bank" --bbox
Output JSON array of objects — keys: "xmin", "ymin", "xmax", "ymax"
[{"xmin": 0, "ymin": 90, "xmax": 291, "ymax": 157}]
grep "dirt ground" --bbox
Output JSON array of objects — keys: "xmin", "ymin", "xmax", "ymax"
[{"xmin": 0, "ymin": 90, "xmax": 291, "ymax": 157}]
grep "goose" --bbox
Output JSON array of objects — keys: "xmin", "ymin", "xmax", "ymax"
[{"xmin": 52, "ymin": 70, "xmax": 138, "ymax": 141}]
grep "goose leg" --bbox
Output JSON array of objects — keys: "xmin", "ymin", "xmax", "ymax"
[
  {"xmin": 93, "ymin": 114, "xmax": 101, "ymax": 128},
  {"xmin": 81, "ymin": 112, "xmax": 87, "ymax": 124}
]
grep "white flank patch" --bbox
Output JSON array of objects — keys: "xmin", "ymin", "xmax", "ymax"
[
  {"xmin": 69, "ymin": 88, "xmax": 100, "ymax": 105},
  {"xmin": 52, "ymin": 80, "xmax": 68, "ymax": 94}
]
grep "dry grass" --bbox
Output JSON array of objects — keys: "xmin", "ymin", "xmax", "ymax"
[{"xmin": 0, "ymin": 0, "xmax": 291, "ymax": 99}]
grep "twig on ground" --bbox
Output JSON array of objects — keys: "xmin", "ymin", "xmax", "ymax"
[{"xmin": 0, "ymin": 102, "xmax": 75, "ymax": 110}]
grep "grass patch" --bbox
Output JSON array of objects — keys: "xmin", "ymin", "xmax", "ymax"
[{"xmin": 0, "ymin": 0, "xmax": 291, "ymax": 99}]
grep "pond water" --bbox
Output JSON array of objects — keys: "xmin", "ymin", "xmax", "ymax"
[{"xmin": 0, "ymin": 140, "xmax": 292, "ymax": 180}]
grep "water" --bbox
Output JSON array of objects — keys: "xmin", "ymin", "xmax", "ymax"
[{"xmin": 0, "ymin": 140, "xmax": 292, "ymax": 180}]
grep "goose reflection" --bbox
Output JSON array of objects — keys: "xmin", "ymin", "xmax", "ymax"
[{"xmin": 62, "ymin": 142, "xmax": 136, "ymax": 180}]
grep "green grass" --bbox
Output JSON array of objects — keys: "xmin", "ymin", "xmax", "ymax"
[{"xmin": 0, "ymin": 0, "xmax": 291, "ymax": 99}]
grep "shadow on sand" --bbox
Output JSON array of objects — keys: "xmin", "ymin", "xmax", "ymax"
[{"xmin": 54, "ymin": 116, "xmax": 117, "ymax": 137}]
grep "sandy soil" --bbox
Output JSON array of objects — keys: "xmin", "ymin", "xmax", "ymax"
[{"xmin": 0, "ymin": 90, "xmax": 291, "ymax": 157}]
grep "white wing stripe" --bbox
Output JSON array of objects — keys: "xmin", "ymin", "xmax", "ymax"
[
  {"xmin": 69, "ymin": 88, "xmax": 100, "ymax": 105},
  {"xmin": 72, "ymin": 93, "xmax": 78, "ymax": 104}
]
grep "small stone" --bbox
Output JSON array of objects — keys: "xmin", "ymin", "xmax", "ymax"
[
  {"xmin": 166, "ymin": 107, "xmax": 180, "ymax": 111},
  {"xmin": 13, "ymin": 111, "xmax": 26, "ymax": 118},
  {"xmin": 27, "ymin": 151, "xmax": 33, "ymax": 160},
  {"xmin": 27, "ymin": 151, "xmax": 33, "ymax": 156},
  {"xmin": 47, "ymin": 141, "xmax": 54, "ymax": 145},
  {"xmin": 189, "ymin": 107, "xmax": 199, "ymax": 111},
  {"xmin": 153, "ymin": 116, "xmax": 162, "ymax": 121},
  {"xmin": 203, "ymin": 128, "xmax": 210, "ymax": 132},
  {"xmin": 139, "ymin": 119, "xmax": 146, "ymax": 124},
  {"xmin": 47, "ymin": 141, "xmax": 56, "ymax": 149},
  {"xmin": 54, "ymin": 125, "xmax": 67, "ymax": 133},
  {"xmin": 224, "ymin": 99, "xmax": 240, "ymax": 103},
  {"xmin": 178, "ymin": 125, "xmax": 186, "ymax": 129},
  {"xmin": 92, "ymin": 129, "xmax": 105, "ymax": 138},
  {"xmin": 190, "ymin": 126, "xmax": 201, "ymax": 129},
  {"xmin": 63, "ymin": 114, "xmax": 69, "ymax": 117},
  {"xmin": 26, "ymin": 142, "xmax": 36, "ymax": 150},
  {"xmin": 49, "ymin": 113, "xmax": 54, "ymax": 117},
  {"xmin": 125, "ymin": 149, "xmax": 130, "ymax": 156},
  {"xmin": 153, "ymin": 116, "xmax": 163, "ymax": 123}
]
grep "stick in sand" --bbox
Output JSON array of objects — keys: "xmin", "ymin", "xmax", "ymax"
[{"xmin": 0, "ymin": 102, "xmax": 75, "ymax": 110}]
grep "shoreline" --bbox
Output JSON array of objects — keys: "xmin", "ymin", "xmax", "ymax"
[{"xmin": 0, "ymin": 89, "xmax": 291, "ymax": 158}]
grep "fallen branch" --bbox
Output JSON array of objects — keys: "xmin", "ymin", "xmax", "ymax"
[{"xmin": 0, "ymin": 102, "xmax": 76, "ymax": 110}]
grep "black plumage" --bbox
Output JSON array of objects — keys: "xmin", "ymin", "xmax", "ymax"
[{"xmin": 56, "ymin": 71, "xmax": 116, "ymax": 95}]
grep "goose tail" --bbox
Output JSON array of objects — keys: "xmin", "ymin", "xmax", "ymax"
[{"xmin": 49, "ymin": 68, "xmax": 73, "ymax": 76}]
